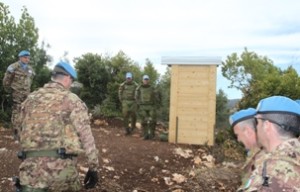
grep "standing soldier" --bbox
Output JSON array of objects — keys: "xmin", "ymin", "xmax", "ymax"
[
  {"xmin": 118, "ymin": 72, "xmax": 138, "ymax": 135},
  {"xmin": 3, "ymin": 50, "xmax": 35, "ymax": 140},
  {"xmin": 135, "ymin": 75, "xmax": 160, "ymax": 140},
  {"xmin": 17, "ymin": 61, "xmax": 99, "ymax": 191}
]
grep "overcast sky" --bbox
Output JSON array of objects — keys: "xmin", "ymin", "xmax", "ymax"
[{"xmin": 3, "ymin": 0, "xmax": 300, "ymax": 99}]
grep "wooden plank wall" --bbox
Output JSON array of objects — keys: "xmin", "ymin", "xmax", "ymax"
[{"xmin": 168, "ymin": 65, "xmax": 216, "ymax": 145}]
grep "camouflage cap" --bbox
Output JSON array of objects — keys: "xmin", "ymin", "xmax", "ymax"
[
  {"xmin": 126, "ymin": 72, "xmax": 133, "ymax": 79},
  {"xmin": 143, "ymin": 75, "xmax": 150, "ymax": 80}
]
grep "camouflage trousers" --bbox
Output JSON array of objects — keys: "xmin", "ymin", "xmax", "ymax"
[
  {"xmin": 11, "ymin": 90, "xmax": 29, "ymax": 139},
  {"xmin": 138, "ymin": 105, "xmax": 156, "ymax": 139},
  {"xmin": 11, "ymin": 102, "xmax": 22, "ymax": 139},
  {"xmin": 19, "ymin": 157, "xmax": 81, "ymax": 192},
  {"xmin": 121, "ymin": 100, "xmax": 137, "ymax": 130}
]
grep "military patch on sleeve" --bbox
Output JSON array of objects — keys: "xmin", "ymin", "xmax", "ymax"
[
  {"xmin": 244, "ymin": 175, "xmax": 254, "ymax": 189},
  {"xmin": 7, "ymin": 65, "xmax": 15, "ymax": 73}
]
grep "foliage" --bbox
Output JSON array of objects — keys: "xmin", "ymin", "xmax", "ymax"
[
  {"xmin": 74, "ymin": 53, "xmax": 111, "ymax": 107},
  {"xmin": 142, "ymin": 58, "xmax": 160, "ymax": 85},
  {"xmin": 91, "ymin": 100, "xmax": 121, "ymax": 118},
  {"xmin": 239, "ymin": 66, "xmax": 300, "ymax": 108},
  {"xmin": 215, "ymin": 89, "xmax": 230, "ymax": 129},
  {"xmin": 0, "ymin": 3, "xmax": 51, "ymax": 123},
  {"xmin": 222, "ymin": 47, "xmax": 300, "ymax": 109},
  {"xmin": 31, "ymin": 41, "xmax": 52, "ymax": 90},
  {"xmin": 157, "ymin": 67, "xmax": 171, "ymax": 122},
  {"xmin": 74, "ymin": 51, "xmax": 142, "ymax": 112},
  {"xmin": 105, "ymin": 51, "xmax": 141, "ymax": 112},
  {"xmin": 221, "ymin": 47, "xmax": 277, "ymax": 91}
]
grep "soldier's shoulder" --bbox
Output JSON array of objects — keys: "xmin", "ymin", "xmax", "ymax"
[
  {"xmin": 27, "ymin": 65, "xmax": 35, "ymax": 73},
  {"xmin": 136, "ymin": 84, "xmax": 142, "ymax": 90},
  {"xmin": 65, "ymin": 92, "xmax": 88, "ymax": 108},
  {"xmin": 6, "ymin": 62, "xmax": 19, "ymax": 72},
  {"xmin": 119, "ymin": 81, "xmax": 126, "ymax": 87}
]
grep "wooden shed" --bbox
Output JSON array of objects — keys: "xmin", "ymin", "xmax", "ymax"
[{"xmin": 161, "ymin": 56, "xmax": 221, "ymax": 145}]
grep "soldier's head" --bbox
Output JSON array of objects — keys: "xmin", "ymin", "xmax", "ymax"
[
  {"xmin": 142, "ymin": 75, "xmax": 150, "ymax": 85},
  {"xmin": 52, "ymin": 61, "xmax": 77, "ymax": 89},
  {"xmin": 229, "ymin": 108, "xmax": 257, "ymax": 150},
  {"xmin": 125, "ymin": 72, "xmax": 133, "ymax": 82},
  {"xmin": 18, "ymin": 50, "xmax": 30, "ymax": 64},
  {"xmin": 255, "ymin": 96, "xmax": 300, "ymax": 152}
]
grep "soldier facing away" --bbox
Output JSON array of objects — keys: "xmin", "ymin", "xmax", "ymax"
[
  {"xmin": 2, "ymin": 50, "xmax": 35, "ymax": 140},
  {"xmin": 17, "ymin": 61, "xmax": 99, "ymax": 191},
  {"xmin": 118, "ymin": 72, "xmax": 139, "ymax": 135},
  {"xmin": 243, "ymin": 96, "xmax": 300, "ymax": 191}
]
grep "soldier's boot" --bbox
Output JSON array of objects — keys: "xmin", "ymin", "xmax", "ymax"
[
  {"xmin": 149, "ymin": 122, "xmax": 156, "ymax": 139},
  {"xmin": 13, "ymin": 129, "xmax": 19, "ymax": 141},
  {"xmin": 125, "ymin": 127, "xmax": 131, "ymax": 135},
  {"xmin": 131, "ymin": 117, "xmax": 137, "ymax": 132},
  {"xmin": 142, "ymin": 124, "xmax": 149, "ymax": 140},
  {"xmin": 21, "ymin": 185, "xmax": 47, "ymax": 192},
  {"xmin": 149, "ymin": 129, "xmax": 155, "ymax": 140}
]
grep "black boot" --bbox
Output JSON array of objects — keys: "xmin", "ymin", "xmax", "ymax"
[{"xmin": 125, "ymin": 127, "xmax": 131, "ymax": 135}]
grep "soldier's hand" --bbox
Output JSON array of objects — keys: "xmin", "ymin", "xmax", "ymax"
[{"xmin": 84, "ymin": 169, "xmax": 98, "ymax": 189}]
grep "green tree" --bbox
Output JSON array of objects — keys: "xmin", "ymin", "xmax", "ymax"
[
  {"xmin": 74, "ymin": 51, "xmax": 142, "ymax": 117},
  {"xmin": 142, "ymin": 58, "xmax": 160, "ymax": 84},
  {"xmin": 222, "ymin": 47, "xmax": 278, "ymax": 91},
  {"xmin": 14, "ymin": 6, "xmax": 39, "ymax": 52},
  {"xmin": 31, "ymin": 41, "xmax": 52, "ymax": 90},
  {"xmin": 221, "ymin": 48, "xmax": 300, "ymax": 109},
  {"xmin": 222, "ymin": 48, "xmax": 297, "ymax": 108},
  {"xmin": 157, "ymin": 67, "xmax": 171, "ymax": 122},
  {"xmin": 101, "ymin": 51, "xmax": 141, "ymax": 117},
  {"xmin": 74, "ymin": 53, "xmax": 111, "ymax": 108},
  {"xmin": 215, "ymin": 89, "xmax": 230, "ymax": 129},
  {"xmin": 0, "ymin": 3, "xmax": 43, "ymax": 122},
  {"xmin": 239, "ymin": 66, "xmax": 300, "ymax": 108},
  {"xmin": 214, "ymin": 89, "xmax": 234, "ymax": 144}
]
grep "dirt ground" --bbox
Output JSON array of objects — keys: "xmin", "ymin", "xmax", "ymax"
[{"xmin": 0, "ymin": 118, "xmax": 244, "ymax": 192}]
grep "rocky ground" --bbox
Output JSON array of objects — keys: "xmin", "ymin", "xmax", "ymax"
[{"xmin": 0, "ymin": 118, "xmax": 245, "ymax": 192}]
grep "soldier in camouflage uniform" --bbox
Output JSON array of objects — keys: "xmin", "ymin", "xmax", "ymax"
[
  {"xmin": 118, "ymin": 72, "xmax": 138, "ymax": 135},
  {"xmin": 135, "ymin": 75, "xmax": 160, "ymax": 140},
  {"xmin": 229, "ymin": 108, "xmax": 266, "ymax": 191},
  {"xmin": 2, "ymin": 50, "xmax": 35, "ymax": 140},
  {"xmin": 241, "ymin": 96, "xmax": 300, "ymax": 191},
  {"xmin": 17, "ymin": 61, "xmax": 99, "ymax": 191}
]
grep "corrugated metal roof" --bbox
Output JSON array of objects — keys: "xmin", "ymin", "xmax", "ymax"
[{"xmin": 161, "ymin": 56, "xmax": 221, "ymax": 65}]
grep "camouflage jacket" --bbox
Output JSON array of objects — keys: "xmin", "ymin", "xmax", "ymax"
[
  {"xmin": 19, "ymin": 82, "xmax": 99, "ymax": 170},
  {"xmin": 241, "ymin": 138, "xmax": 300, "ymax": 192},
  {"xmin": 118, "ymin": 81, "xmax": 138, "ymax": 101},
  {"xmin": 135, "ymin": 84, "xmax": 161, "ymax": 106},
  {"xmin": 238, "ymin": 148, "xmax": 267, "ymax": 191},
  {"xmin": 2, "ymin": 61, "xmax": 35, "ymax": 94}
]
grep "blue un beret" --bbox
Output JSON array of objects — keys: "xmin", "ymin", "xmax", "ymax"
[
  {"xmin": 143, "ymin": 75, "xmax": 150, "ymax": 80},
  {"xmin": 126, "ymin": 72, "xmax": 133, "ymax": 79},
  {"xmin": 18, "ymin": 50, "xmax": 30, "ymax": 57},
  {"xmin": 54, "ymin": 61, "xmax": 77, "ymax": 79},
  {"xmin": 256, "ymin": 96, "xmax": 300, "ymax": 116},
  {"xmin": 229, "ymin": 108, "xmax": 257, "ymax": 128}
]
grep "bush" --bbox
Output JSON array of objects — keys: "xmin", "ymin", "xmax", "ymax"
[{"xmin": 91, "ymin": 99, "xmax": 121, "ymax": 118}]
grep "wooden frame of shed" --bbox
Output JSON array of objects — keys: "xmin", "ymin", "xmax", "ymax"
[{"xmin": 162, "ymin": 56, "xmax": 221, "ymax": 145}]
